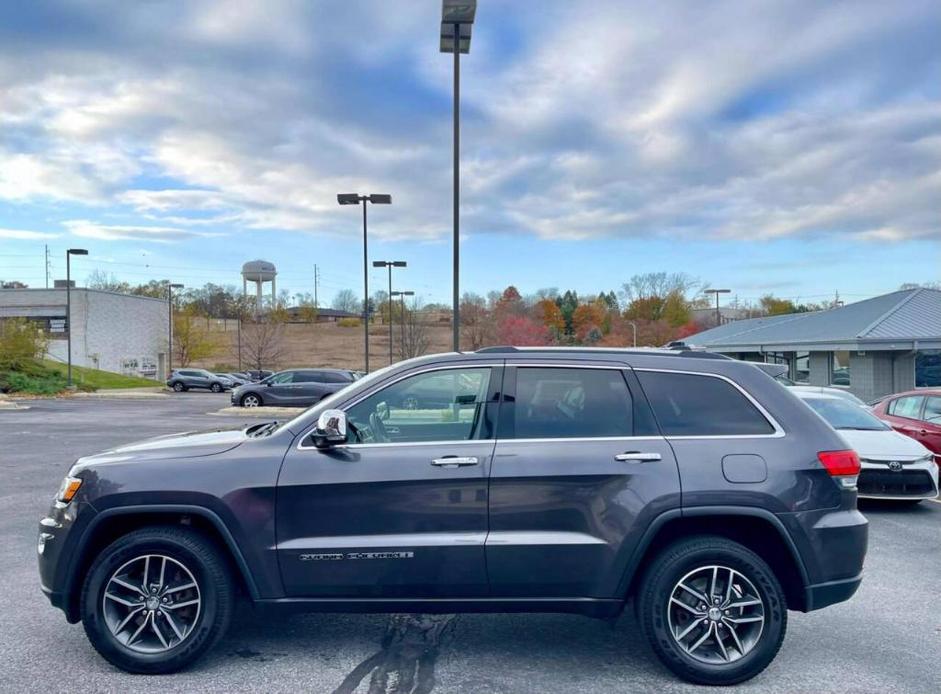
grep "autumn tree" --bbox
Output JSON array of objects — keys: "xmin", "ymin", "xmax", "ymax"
[
  {"xmin": 759, "ymin": 295, "xmax": 798, "ymax": 316},
  {"xmin": 497, "ymin": 315, "xmax": 552, "ymax": 346},
  {"xmin": 572, "ymin": 301, "xmax": 607, "ymax": 342},
  {"xmin": 173, "ymin": 307, "xmax": 219, "ymax": 367},
  {"xmin": 534, "ymin": 298, "xmax": 565, "ymax": 335}
]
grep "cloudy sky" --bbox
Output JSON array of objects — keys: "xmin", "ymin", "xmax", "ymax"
[{"xmin": 1, "ymin": 0, "xmax": 938, "ymax": 306}]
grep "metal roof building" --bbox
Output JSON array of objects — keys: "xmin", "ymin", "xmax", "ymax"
[{"xmin": 685, "ymin": 288, "xmax": 941, "ymax": 402}]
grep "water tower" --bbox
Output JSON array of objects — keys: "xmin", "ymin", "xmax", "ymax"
[{"xmin": 241, "ymin": 260, "xmax": 277, "ymax": 314}]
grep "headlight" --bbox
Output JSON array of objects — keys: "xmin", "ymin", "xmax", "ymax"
[{"xmin": 56, "ymin": 476, "xmax": 83, "ymax": 504}]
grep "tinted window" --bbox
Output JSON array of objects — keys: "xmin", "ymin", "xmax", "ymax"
[
  {"xmin": 269, "ymin": 372, "xmax": 294, "ymax": 385},
  {"xmin": 924, "ymin": 397, "xmax": 941, "ymax": 424},
  {"xmin": 801, "ymin": 397, "xmax": 888, "ymax": 431},
  {"xmin": 319, "ymin": 371, "xmax": 353, "ymax": 384},
  {"xmin": 889, "ymin": 396, "xmax": 924, "ymax": 419},
  {"xmin": 513, "ymin": 368, "xmax": 632, "ymax": 439},
  {"xmin": 637, "ymin": 371, "xmax": 774, "ymax": 436},
  {"xmin": 915, "ymin": 350, "xmax": 941, "ymax": 387},
  {"xmin": 292, "ymin": 372, "xmax": 321, "ymax": 383},
  {"xmin": 347, "ymin": 368, "xmax": 491, "ymax": 443}
]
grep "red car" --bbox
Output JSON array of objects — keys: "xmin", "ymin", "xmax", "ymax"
[{"xmin": 871, "ymin": 389, "xmax": 941, "ymax": 467}]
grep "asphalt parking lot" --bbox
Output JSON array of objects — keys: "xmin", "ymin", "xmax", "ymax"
[{"xmin": 1, "ymin": 394, "xmax": 939, "ymax": 694}]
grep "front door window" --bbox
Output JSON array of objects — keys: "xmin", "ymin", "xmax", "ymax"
[{"xmin": 346, "ymin": 367, "xmax": 492, "ymax": 443}]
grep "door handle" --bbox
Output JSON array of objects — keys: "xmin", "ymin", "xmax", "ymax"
[
  {"xmin": 431, "ymin": 456, "xmax": 479, "ymax": 468},
  {"xmin": 614, "ymin": 452, "xmax": 662, "ymax": 463}
]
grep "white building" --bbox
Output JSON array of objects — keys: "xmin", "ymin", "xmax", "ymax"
[{"xmin": 0, "ymin": 288, "xmax": 169, "ymax": 379}]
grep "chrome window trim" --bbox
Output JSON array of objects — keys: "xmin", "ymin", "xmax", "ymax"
[
  {"xmin": 297, "ymin": 362, "xmax": 502, "ymax": 450},
  {"xmin": 505, "ymin": 435, "xmax": 666, "ymax": 444},
  {"xmin": 633, "ymin": 367, "xmax": 786, "ymax": 439},
  {"xmin": 299, "ymin": 438, "xmax": 495, "ymax": 451}
]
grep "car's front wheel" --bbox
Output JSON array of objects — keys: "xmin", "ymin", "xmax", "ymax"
[
  {"xmin": 80, "ymin": 527, "xmax": 234, "ymax": 674},
  {"xmin": 240, "ymin": 393, "xmax": 262, "ymax": 407},
  {"xmin": 638, "ymin": 535, "xmax": 787, "ymax": 686}
]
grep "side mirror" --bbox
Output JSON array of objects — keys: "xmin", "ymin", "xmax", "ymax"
[{"xmin": 312, "ymin": 409, "xmax": 347, "ymax": 448}]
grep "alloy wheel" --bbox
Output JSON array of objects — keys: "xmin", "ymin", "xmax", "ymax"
[
  {"xmin": 101, "ymin": 554, "xmax": 201, "ymax": 654},
  {"xmin": 242, "ymin": 395, "xmax": 260, "ymax": 407},
  {"xmin": 667, "ymin": 564, "xmax": 765, "ymax": 664}
]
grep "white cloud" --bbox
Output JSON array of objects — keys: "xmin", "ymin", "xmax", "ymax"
[
  {"xmin": 0, "ymin": 0, "xmax": 937, "ymax": 248},
  {"xmin": 0, "ymin": 227, "xmax": 59, "ymax": 240}
]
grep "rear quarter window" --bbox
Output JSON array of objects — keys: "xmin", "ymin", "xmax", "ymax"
[{"xmin": 637, "ymin": 371, "xmax": 775, "ymax": 436}]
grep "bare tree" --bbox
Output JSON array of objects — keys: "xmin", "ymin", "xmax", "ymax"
[
  {"xmin": 398, "ymin": 300, "xmax": 430, "ymax": 360},
  {"xmin": 239, "ymin": 316, "xmax": 287, "ymax": 371},
  {"xmin": 459, "ymin": 292, "xmax": 492, "ymax": 351},
  {"xmin": 620, "ymin": 272, "xmax": 701, "ymax": 304},
  {"xmin": 332, "ymin": 289, "xmax": 360, "ymax": 314}
]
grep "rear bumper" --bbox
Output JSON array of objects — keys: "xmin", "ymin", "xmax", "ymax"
[{"xmin": 804, "ymin": 573, "xmax": 862, "ymax": 611}]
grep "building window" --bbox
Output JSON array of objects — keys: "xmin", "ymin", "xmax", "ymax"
[
  {"xmin": 915, "ymin": 350, "xmax": 941, "ymax": 388},
  {"xmin": 793, "ymin": 352, "xmax": 810, "ymax": 384},
  {"xmin": 831, "ymin": 351, "xmax": 851, "ymax": 387}
]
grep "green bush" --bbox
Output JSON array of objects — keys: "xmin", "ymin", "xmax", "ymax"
[
  {"xmin": 337, "ymin": 317, "xmax": 361, "ymax": 328},
  {"xmin": 0, "ymin": 318, "xmax": 48, "ymax": 370},
  {"xmin": 0, "ymin": 362, "xmax": 66, "ymax": 395}
]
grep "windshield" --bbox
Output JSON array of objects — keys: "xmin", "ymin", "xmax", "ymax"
[{"xmin": 803, "ymin": 397, "xmax": 888, "ymax": 431}]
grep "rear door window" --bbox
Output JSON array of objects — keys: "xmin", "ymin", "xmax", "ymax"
[
  {"xmin": 889, "ymin": 396, "xmax": 924, "ymax": 419},
  {"xmin": 922, "ymin": 397, "xmax": 941, "ymax": 424},
  {"xmin": 512, "ymin": 367, "xmax": 633, "ymax": 439},
  {"xmin": 637, "ymin": 371, "xmax": 774, "ymax": 436}
]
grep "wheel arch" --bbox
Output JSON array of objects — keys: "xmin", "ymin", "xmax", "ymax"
[
  {"xmin": 62, "ymin": 504, "xmax": 260, "ymax": 623},
  {"xmin": 620, "ymin": 507, "xmax": 810, "ymax": 612}
]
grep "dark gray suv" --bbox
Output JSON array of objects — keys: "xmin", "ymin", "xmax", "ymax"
[
  {"xmin": 166, "ymin": 368, "xmax": 229, "ymax": 393},
  {"xmin": 231, "ymin": 368, "xmax": 359, "ymax": 408},
  {"xmin": 38, "ymin": 348, "xmax": 867, "ymax": 685}
]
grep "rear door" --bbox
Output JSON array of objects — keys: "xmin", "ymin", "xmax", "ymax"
[{"xmin": 486, "ymin": 362, "xmax": 680, "ymax": 598}]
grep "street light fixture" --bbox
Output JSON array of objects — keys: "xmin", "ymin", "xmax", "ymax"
[
  {"xmin": 703, "ymin": 288, "xmax": 732, "ymax": 327},
  {"xmin": 627, "ymin": 320, "xmax": 638, "ymax": 348},
  {"xmin": 167, "ymin": 282, "xmax": 184, "ymax": 376},
  {"xmin": 391, "ymin": 290, "xmax": 415, "ymax": 359},
  {"xmin": 338, "ymin": 193, "xmax": 392, "ymax": 373},
  {"xmin": 440, "ymin": 0, "xmax": 476, "ymax": 352},
  {"xmin": 373, "ymin": 260, "xmax": 407, "ymax": 365},
  {"xmin": 65, "ymin": 248, "xmax": 88, "ymax": 388}
]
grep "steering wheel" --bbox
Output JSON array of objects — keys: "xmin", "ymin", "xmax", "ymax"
[{"xmin": 369, "ymin": 412, "xmax": 389, "ymax": 443}]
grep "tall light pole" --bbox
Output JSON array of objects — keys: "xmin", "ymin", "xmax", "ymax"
[
  {"xmin": 373, "ymin": 260, "xmax": 407, "ymax": 365},
  {"xmin": 338, "ymin": 193, "xmax": 392, "ymax": 373},
  {"xmin": 167, "ymin": 282, "xmax": 184, "ymax": 376},
  {"xmin": 391, "ymin": 290, "xmax": 415, "ymax": 359},
  {"xmin": 440, "ymin": 0, "xmax": 475, "ymax": 352},
  {"xmin": 65, "ymin": 248, "xmax": 88, "ymax": 388},
  {"xmin": 628, "ymin": 320, "xmax": 637, "ymax": 347},
  {"xmin": 703, "ymin": 288, "xmax": 731, "ymax": 327}
]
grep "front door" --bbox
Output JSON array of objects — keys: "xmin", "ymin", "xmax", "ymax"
[
  {"xmin": 486, "ymin": 363, "xmax": 680, "ymax": 598},
  {"xmin": 277, "ymin": 364, "xmax": 501, "ymax": 597}
]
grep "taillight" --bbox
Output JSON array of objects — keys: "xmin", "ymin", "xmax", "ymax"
[{"xmin": 817, "ymin": 450, "xmax": 860, "ymax": 489}]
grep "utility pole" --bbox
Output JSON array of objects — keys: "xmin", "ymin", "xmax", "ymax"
[
  {"xmin": 44, "ymin": 245, "xmax": 51, "ymax": 288},
  {"xmin": 314, "ymin": 264, "xmax": 319, "ymax": 308}
]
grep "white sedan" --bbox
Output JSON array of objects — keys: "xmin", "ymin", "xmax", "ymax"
[{"xmin": 796, "ymin": 392, "xmax": 939, "ymax": 503}]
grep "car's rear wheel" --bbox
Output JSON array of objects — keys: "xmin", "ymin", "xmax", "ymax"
[
  {"xmin": 172, "ymin": 382, "xmax": 185, "ymax": 392},
  {"xmin": 638, "ymin": 536, "xmax": 786, "ymax": 686},
  {"xmin": 210, "ymin": 383, "xmax": 223, "ymax": 393},
  {"xmin": 80, "ymin": 527, "xmax": 233, "ymax": 674},
  {"xmin": 240, "ymin": 393, "xmax": 262, "ymax": 408}
]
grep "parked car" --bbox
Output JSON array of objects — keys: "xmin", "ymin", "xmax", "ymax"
[
  {"xmin": 231, "ymin": 368, "xmax": 358, "ymax": 408},
  {"xmin": 795, "ymin": 392, "xmax": 938, "ymax": 502},
  {"xmin": 39, "ymin": 348, "xmax": 867, "ymax": 684},
  {"xmin": 244, "ymin": 369, "xmax": 273, "ymax": 382},
  {"xmin": 219, "ymin": 373, "xmax": 247, "ymax": 387},
  {"xmin": 871, "ymin": 389, "xmax": 941, "ymax": 466},
  {"xmin": 788, "ymin": 385, "xmax": 868, "ymax": 407},
  {"xmin": 165, "ymin": 369, "xmax": 230, "ymax": 393}
]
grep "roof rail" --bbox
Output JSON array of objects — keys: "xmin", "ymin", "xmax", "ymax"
[{"xmin": 475, "ymin": 346, "xmax": 520, "ymax": 353}]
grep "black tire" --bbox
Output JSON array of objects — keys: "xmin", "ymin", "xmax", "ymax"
[
  {"xmin": 210, "ymin": 382, "xmax": 223, "ymax": 393},
  {"xmin": 80, "ymin": 526, "xmax": 234, "ymax": 674},
  {"xmin": 240, "ymin": 393, "xmax": 262, "ymax": 408},
  {"xmin": 637, "ymin": 535, "xmax": 787, "ymax": 686},
  {"xmin": 172, "ymin": 382, "xmax": 185, "ymax": 392}
]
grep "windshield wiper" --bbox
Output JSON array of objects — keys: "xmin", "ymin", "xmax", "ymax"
[{"xmin": 249, "ymin": 421, "xmax": 280, "ymax": 437}]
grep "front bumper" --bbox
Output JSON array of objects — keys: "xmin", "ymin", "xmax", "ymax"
[
  {"xmin": 38, "ymin": 497, "xmax": 96, "ymax": 623},
  {"xmin": 858, "ymin": 458, "xmax": 939, "ymax": 500}
]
